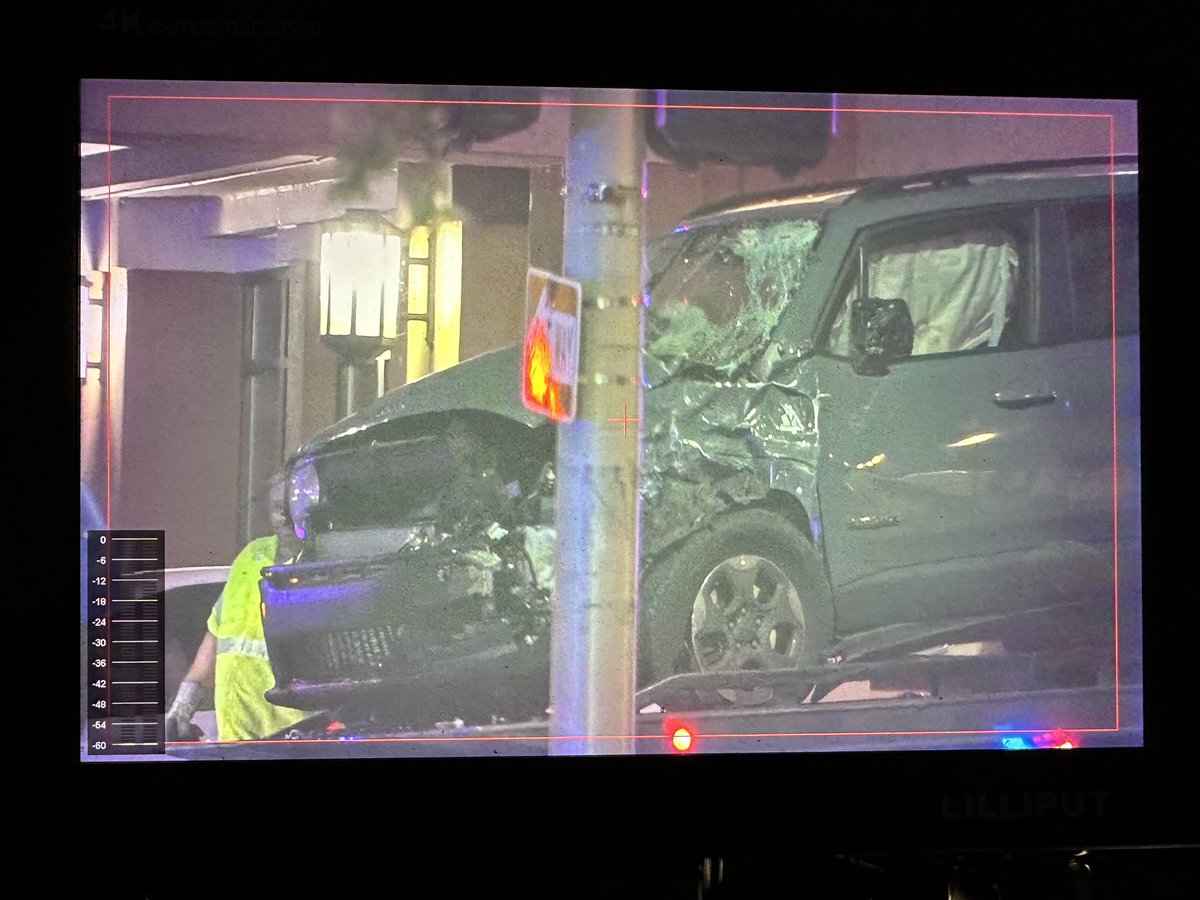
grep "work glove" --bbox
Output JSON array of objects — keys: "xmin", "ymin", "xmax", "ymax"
[{"xmin": 165, "ymin": 680, "xmax": 207, "ymax": 742}]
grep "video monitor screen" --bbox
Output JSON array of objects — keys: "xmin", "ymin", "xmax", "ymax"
[{"xmin": 79, "ymin": 82, "xmax": 1141, "ymax": 760}]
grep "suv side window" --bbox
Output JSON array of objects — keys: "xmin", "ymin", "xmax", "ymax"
[
  {"xmin": 825, "ymin": 220, "xmax": 1024, "ymax": 358},
  {"xmin": 1063, "ymin": 197, "xmax": 1139, "ymax": 341}
]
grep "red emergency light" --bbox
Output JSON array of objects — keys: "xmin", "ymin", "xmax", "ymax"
[
  {"xmin": 672, "ymin": 728, "xmax": 694, "ymax": 752},
  {"xmin": 1033, "ymin": 729, "xmax": 1080, "ymax": 750},
  {"xmin": 664, "ymin": 716, "xmax": 696, "ymax": 753}
]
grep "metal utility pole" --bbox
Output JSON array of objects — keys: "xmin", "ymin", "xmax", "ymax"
[{"xmin": 550, "ymin": 90, "xmax": 646, "ymax": 755}]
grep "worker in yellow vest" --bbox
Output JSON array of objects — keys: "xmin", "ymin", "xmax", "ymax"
[{"xmin": 166, "ymin": 480, "xmax": 310, "ymax": 741}]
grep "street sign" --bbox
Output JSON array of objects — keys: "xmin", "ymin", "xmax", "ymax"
[{"xmin": 522, "ymin": 268, "xmax": 582, "ymax": 422}]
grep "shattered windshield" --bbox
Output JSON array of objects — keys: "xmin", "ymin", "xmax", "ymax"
[{"xmin": 647, "ymin": 219, "xmax": 822, "ymax": 374}]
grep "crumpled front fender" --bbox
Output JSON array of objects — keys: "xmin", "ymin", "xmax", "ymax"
[{"xmin": 640, "ymin": 345, "xmax": 824, "ymax": 560}]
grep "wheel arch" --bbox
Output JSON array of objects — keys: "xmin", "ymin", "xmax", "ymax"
[
  {"xmin": 756, "ymin": 490, "xmax": 838, "ymax": 636},
  {"xmin": 642, "ymin": 488, "xmax": 823, "ymax": 571},
  {"xmin": 758, "ymin": 488, "xmax": 819, "ymax": 547},
  {"xmin": 636, "ymin": 497, "xmax": 837, "ymax": 690}
]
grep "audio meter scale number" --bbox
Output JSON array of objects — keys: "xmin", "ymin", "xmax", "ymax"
[{"xmin": 86, "ymin": 531, "xmax": 165, "ymax": 755}]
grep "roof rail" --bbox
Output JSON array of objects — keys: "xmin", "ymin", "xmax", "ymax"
[
  {"xmin": 848, "ymin": 154, "xmax": 1138, "ymax": 202},
  {"xmin": 682, "ymin": 155, "xmax": 1137, "ymax": 223}
]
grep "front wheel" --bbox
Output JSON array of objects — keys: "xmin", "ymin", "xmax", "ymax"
[{"xmin": 639, "ymin": 509, "xmax": 835, "ymax": 705}]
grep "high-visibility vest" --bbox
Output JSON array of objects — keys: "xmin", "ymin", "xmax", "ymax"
[{"xmin": 207, "ymin": 535, "xmax": 308, "ymax": 741}]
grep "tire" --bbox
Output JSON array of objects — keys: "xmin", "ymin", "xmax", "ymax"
[{"xmin": 638, "ymin": 508, "xmax": 834, "ymax": 705}]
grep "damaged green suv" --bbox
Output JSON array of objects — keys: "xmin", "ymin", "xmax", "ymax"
[{"xmin": 261, "ymin": 156, "xmax": 1140, "ymax": 720}]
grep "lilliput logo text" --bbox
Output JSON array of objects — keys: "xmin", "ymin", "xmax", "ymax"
[{"xmin": 941, "ymin": 790, "xmax": 1112, "ymax": 820}]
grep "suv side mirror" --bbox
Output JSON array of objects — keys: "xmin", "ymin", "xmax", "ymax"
[{"xmin": 850, "ymin": 296, "xmax": 915, "ymax": 375}]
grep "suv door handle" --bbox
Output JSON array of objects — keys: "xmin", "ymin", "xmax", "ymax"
[{"xmin": 992, "ymin": 390, "xmax": 1057, "ymax": 410}]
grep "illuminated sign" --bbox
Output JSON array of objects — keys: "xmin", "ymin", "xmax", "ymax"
[{"xmin": 522, "ymin": 268, "xmax": 581, "ymax": 422}]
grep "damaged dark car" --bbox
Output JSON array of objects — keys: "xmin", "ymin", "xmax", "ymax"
[{"xmin": 260, "ymin": 156, "xmax": 1140, "ymax": 724}]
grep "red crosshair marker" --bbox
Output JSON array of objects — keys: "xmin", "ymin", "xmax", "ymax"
[{"xmin": 607, "ymin": 401, "xmax": 641, "ymax": 437}]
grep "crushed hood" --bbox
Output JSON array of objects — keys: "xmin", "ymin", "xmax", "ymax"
[
  {"xmin": 293, "ymin": 222, "xmax": 827, "ymax": 564},
  {"xmin": 296, "ymin": 347, "xmax": 540, "ymax": 458}
]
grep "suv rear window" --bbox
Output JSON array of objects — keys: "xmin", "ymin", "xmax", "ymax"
[{"xmin": 1064, "ymin": 197, "xmax": 1139, "ymax": 340}]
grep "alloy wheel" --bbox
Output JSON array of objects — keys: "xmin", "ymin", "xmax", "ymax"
[{"xmin": 690, "ymin": 554, "xmax": 807, "ymax": 704}]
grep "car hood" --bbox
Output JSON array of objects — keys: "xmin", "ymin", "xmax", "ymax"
[
  {"xmin": 292, "ymin": 339, "xmax": 825, "ymax": 564},
  {"xmin": 296, "ymin": 346, "xmax": 541, "ymax": 458}
]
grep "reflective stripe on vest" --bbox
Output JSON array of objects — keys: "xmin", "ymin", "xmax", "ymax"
[{"xmin": 216, "ymin": 635, "xmax": 270, "ymax": 659}]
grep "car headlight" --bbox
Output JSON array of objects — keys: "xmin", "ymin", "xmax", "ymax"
[{"xmin": 288, "ymin": 460, "xmax": 320, "ymax": 541}]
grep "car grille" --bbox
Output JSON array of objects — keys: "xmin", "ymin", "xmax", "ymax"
[
  {"xmin": 283, "ymin": 625, "xmax": 412, "ymax": 683},
  {"xmin": 325, "ymin": 625, "xmax": 407, "ymax": 676}
]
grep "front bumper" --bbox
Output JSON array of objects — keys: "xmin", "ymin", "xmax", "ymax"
[{"xmin": 260, "ymin": 545, "xmax": 540, "ymax": 710}]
